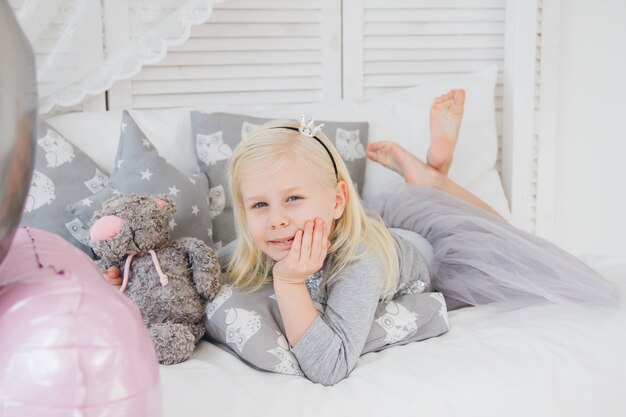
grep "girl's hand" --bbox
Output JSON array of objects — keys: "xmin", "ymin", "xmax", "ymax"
[
  {"xmin": 102, "ymin": 266, "xmax": 122, "ymax": 290},
  {"xmin": 272, "ymin": 218, "xmax": 330, "ymax": 285}
]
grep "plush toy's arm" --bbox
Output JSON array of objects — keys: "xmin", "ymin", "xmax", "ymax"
[{"xmin": 174, "ymin": 238, "xmax": 221, "ymax": 300}]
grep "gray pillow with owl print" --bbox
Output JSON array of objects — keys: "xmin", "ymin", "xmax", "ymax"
[
  {"xmin": 67, "ymin": 110, "xmax": 214, "ymax": 247},
  {"xmin": 204, "ymin": 282, "xmax": 449, "ymax": 378},
  {"xmin": 20, "ymin": 120, "xmax": 110, "ymax": 256},
  {"xmin": 190, "ymin": 111, "xmax": 369, "ymax": 251}
]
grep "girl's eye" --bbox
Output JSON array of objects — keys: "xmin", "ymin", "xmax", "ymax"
[
  {"xmin": 287, "ymin": 195, "xmax": 302, "ymax": 202},
  {"xmin": 251, "ymin": 202, "xmax": 267, "ymax": 209}
]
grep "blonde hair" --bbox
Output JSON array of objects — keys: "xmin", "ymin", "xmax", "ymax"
[{"xmin": 225, "ymin": 119, "xmax": 399, "ymax": 301}]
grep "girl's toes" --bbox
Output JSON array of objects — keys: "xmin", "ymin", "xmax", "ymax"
[
  {"xmin": 365, "ymin": 151, "xmax": 379, "ymax": 162},
  {"xmin": 366, "ymin": 142, "xmax": 379, "ymax": 151}
]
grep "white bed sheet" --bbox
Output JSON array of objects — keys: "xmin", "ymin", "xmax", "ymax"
[{"xmin": 160, "ymin": 256, "xmax": 626, "ymax": 417}]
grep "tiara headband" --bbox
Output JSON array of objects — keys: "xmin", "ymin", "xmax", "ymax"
[{"xmin": 270, "ymin": 115, "xmax": 339, "ymax": 180}]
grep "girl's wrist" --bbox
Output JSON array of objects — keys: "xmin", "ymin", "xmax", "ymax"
[{"xmin": 272, "ymin": 274, "xmax": 308, "ymax": 285}]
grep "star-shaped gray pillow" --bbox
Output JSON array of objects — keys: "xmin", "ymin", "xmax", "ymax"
[{"xmin": 68, "ymin": 110, "xmax": 213, "ymax": 247}]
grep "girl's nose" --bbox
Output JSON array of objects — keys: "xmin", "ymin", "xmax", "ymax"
[{"xmin": 269, "ymin": 211, "xmax": 289, "ymax": 229}]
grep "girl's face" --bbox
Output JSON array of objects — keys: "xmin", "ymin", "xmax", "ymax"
[{"xmin": 239, "ymin": 157, "xmax": 347, "ymax": 262}]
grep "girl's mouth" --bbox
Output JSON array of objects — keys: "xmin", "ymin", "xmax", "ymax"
[{"xmin": 270, "ymin": 237, "xmax": 294, "ymax": 249}]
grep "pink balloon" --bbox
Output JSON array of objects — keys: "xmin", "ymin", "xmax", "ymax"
[{"xmin": 0, "ymin": 227, "xmax": 161, "ymax": 417}]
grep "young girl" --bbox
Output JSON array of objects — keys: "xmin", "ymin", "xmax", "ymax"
[
  {"xmin": 104, "ymin": 90, "xmax": 615, "ymax": 385},
  {"xmin": 216, "ymin": 89, "xmax": 616, "ymax": 384}
]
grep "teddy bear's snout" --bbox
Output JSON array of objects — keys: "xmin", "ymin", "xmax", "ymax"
[{"xmin": 90, "ymin": 215, "xmax": 125, "ymax": 241}]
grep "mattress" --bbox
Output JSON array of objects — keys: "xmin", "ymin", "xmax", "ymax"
[{"xmin": 160, "ymin": 256, "xmax": 626, "ymax": 417}]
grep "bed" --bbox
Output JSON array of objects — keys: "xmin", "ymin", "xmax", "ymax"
[
  {"xmin": 5, "ymin": 0, "xmax": 626, "ymax": 416},
  {"xmin": 161, "ymin": 258, "xmax": 626, "ymax": 417},
  {"xmin": 40, "ymin": 86, "xmax": 626, "ymax": 416}
]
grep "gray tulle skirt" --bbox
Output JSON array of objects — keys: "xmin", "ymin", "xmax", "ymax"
[{"xmin": 366, "ymin": 184, "xmax": 617, "ymax": 309}]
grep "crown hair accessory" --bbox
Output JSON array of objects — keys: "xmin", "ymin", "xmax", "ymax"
[
  {"xmin": 267, "ymin": 116, "xmax": 339, "ymax": 180},
  {"xmin": 299, "ymin": 115, "xmax": 324, "ymax": 138}
]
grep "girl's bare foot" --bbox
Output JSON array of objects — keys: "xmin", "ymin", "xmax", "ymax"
[
  {"xmin": 427, "ymin": 88, "xmax": 465, "ymax": 176},
  {"xmin": 366, "ymin": 141, "xmax": 439, "ymax": 187}
]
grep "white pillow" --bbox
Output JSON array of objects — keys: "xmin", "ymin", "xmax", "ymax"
[{"xmin": 46, "ymin": 108, "xmax": 198, "ymax": 175}]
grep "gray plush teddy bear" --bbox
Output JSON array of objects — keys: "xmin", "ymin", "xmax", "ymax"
[{"xmin": 89, "ymin": 193, "xmax": 221, "ymax": 365}]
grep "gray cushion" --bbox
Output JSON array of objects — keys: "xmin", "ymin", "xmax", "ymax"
[
  {"xmin": 68, "ymin": 110, "xmax": 214, "ymax": 247},
  {"xmin": 21, "ymin": 120, "xmax": 109, "ymax": 256},
  {"xmin": 190, "ymin": 112, "xmax": 369, "ymax": 250},
  {"xmin": 205, "ymin": 283, "xmax": 449, "ymax": 376}
]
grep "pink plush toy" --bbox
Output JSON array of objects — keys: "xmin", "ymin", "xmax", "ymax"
[{"xmin": 0, "ymin": 228, "xmax": 161, "ymax": 417}]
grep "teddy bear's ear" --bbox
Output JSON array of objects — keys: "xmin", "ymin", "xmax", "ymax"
[
  {"xmin": 152, "ymin": 198, "xmax": 166, "ymax": 209},
  {"xmin": 153, "ymin": 196, "xmax": 176, "ymax": 216}
]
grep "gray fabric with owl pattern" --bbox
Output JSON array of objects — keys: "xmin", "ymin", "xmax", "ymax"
[
  {"xmin": 68, "ymin": 110, "xmax": 214, "ymax": 248},
  {"xmin": 190, "ymin": 111, "xmax": 369, "ymax": 251},
  {"xmin": 205, "ymin": 230, "xmax": 449, "ymax": 384},
  {"xmin": 20, "ymin": 120, "xmax": 109, "ymax": 256},
  {"xmin": 205, "ymin": 283, "xmax": 449, "ymax": 381}
]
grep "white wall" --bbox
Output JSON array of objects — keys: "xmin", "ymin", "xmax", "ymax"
[{"xmin": 553, "ymin": 0, "xmax": 626, "ymax": 257}]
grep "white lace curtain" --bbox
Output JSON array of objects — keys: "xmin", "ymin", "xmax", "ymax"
[{"xmin": 10, "ymin": 0, "xmax": 223, "ymax": 114}]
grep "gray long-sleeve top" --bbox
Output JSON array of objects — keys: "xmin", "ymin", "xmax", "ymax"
[{"xmin": 290, "ymin": 230, "xmax": 431, "ymax": 385}]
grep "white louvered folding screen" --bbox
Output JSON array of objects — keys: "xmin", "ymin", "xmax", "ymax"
[
  {"xmin": 26, "ymin": 0, "xmax": 549, "ymax": 235},
  {"xmin": 108, "ymin": 0, "xmax": 342, "ymax": 110},
  {"xmin": 107, "ymin": 0, "xmax": 545, "ymax": 233}
]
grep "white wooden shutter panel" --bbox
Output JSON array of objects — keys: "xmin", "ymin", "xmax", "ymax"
[
  {"xmin": 533, "ymin": 0, "xmax": 559, "ymax": 240},
  {"xmin": 345, "ymin": 0, "xmax": 506, "ymax": 97},
  {"xmin": 530, "ymin": 1, "xmax": 542, "ymax": 234},
  {"xmin": 343, "ymin": 0, "xmax": 507, "ymax": 176},
  {"xmin": 500, "ymin": 0, "xmax": 539, "ymax": 232},
  {"xmin": 109, "ymin": 0, "xmax": 341, "ymax": 110}
]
